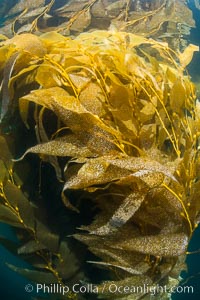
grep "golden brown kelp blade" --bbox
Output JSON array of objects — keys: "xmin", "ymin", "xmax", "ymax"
[
  {"xmin": 0, "ymin": 52, "xmax": 18, "ymax": 122},
  {"xmin": 0, "ymin": 134, "xmax": 85, "ymax": 300},
  {"xmin": 0, "ymin": 0, "xmax": 195, "ymax": 53},
  {"xmin": 0, "ymin": 29, "xmax": 199, "ymax": 299}
]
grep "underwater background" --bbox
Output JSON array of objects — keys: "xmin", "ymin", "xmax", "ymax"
[{"xmin": 1, "ymin": 0, "xmax": 200, "ymax": 299}]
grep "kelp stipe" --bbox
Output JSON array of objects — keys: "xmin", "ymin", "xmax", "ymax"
[
  {"xmin": 0, "ymin": 29, "xmax": 200, "ymax": 300},
  {"xmin": 0, "ymin": 133, "xmax": 86, "ymax": 300},
  {"xmin": 0, "ymin": 0, "xmax": 196, "ymax": 53}
]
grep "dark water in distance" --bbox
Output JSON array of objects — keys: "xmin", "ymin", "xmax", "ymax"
[
  {"xmin": 0, "ymin": 223, "xmax": 40, "ymax": 300},
  {"xmin": 0, "ymin": 0, "xmax": 200, "ymax": 299}
]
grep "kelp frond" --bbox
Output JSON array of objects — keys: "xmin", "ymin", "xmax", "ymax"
[{"xmin": 0, "ymin": 29, "xmax": 200, "ymax": 299}]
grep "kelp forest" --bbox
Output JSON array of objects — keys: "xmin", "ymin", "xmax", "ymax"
[{"xmin": 0, "ymin": 0, "xmax": 200, "ymax": 299}]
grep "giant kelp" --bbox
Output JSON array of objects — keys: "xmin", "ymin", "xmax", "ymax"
[
  {"xmin": 0, "ymin": 135, "xmax": 86, "ymax": 300},
  {"xmin": 0, "ymin": 0, "xmax": 196, "ymax": 51},
  {"xmin": 0, "ymin": 30, "xmax": 200, "ymax": 299}
]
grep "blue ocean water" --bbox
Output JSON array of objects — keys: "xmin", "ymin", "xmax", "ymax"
[
  {"xmin": 172, "ymin": 226, "xmax": 200, "ymax": 300},
  {"xmin": 0, "ymin": 223, "xmax": 39, "ymax": 300}
]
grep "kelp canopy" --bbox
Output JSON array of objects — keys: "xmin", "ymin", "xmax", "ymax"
[
  {"xmin": 0, "ymin": 0, "xmax": 196, "ymax": 50},
  {"xmin": 0, "ymin": 28, "xmax": 200, "ymax": 300}
]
